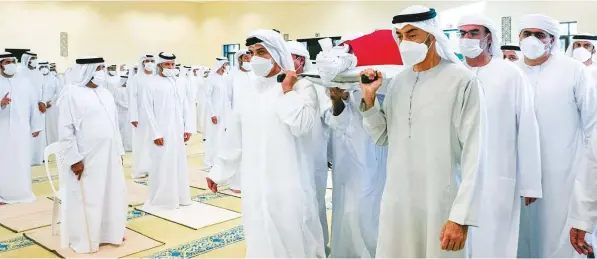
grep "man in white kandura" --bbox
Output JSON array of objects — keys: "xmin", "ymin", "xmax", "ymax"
[
  {"xmin": 286, "ymin": 40, "xmax": 333, "ymax": 255},
  {"xmin": 515, "ymin": 14, "xmax": 597, "ymax": 258},
  {"xmin": 128, "ymin": 54, "xmax": 155, "ymax": 179},
  {"xmin": 326, "ymin": 84, "xmax": 388, "ymax": 257},
  {"xmin": 195, "ymin": 66, "xmax": 209, "ymax": 137},
  {"xmin": 205, "ymin": 29, "xmax": 324, "ymax": 257},
  {"xmin": 58, "ymin": 57, "xmax": 127, "ymax": 254},
  {"xmin": 565, "ymin": 34, "xmax": 597, "ymax": 80},
  {"xmin": 359, "ymin": 6, "xmax": 485, "ymax": 257},
  {"xmin": 39, "ymin": 61, "xmax": 60, "ymax": 146},
  {"xmin": 204, "ymin": 58, "xmax": 231, "ymax": 169},
  {"xmin": 0, "ymin": 52, "xmax": 41, "ymax": 205},
  {"xmin": 457, "ymin": 14, "xmax": 542, "ymax": 258},
  {"xmin": 20, "ymin": 52, "xmax": 46, "ymax": 165},
  {"xmin": 142, "ymin": 52, "xmax": 193, "ymax": 210},
  {"xmin": 113, "ymin": 75, "xmax": 132, "ymax": 152},
  {"xmin": 502, "ymin": 45, "xmax": 521, "ymax": 62},
  {"xmin": 225, "ymin": 49, "xmax": 254, "ymax": 193}
]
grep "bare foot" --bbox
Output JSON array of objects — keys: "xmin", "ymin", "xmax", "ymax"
[
  {"xmin": 0, "ymin": 202, "xmax": 6, "ymax": 205},
  {"xmin": 123, "ymin": 237, "xmax": 126, "ymax": 242},
  {"xmin": 231, "ymin": 189, "xmax": 241, "ymax": 194}
]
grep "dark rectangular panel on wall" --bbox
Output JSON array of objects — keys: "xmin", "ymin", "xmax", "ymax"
[{"xmin": 296, "ymin": 36, "xmax": 342, "ymax": 60}]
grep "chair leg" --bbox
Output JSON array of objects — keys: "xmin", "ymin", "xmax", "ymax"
[{"xmin": 51, "ymin": 196, "xmax": 59, "ymax": 236}]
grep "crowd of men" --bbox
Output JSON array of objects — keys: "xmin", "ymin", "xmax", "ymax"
[{"xmin": 2, "ymin": 3, "xmax": 597, "ymax": 258}]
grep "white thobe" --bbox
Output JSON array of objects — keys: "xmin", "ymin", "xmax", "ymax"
[
  {"xmin": 45, "ymin": 74, "xmax": 62, "ymax": 145},
  {"xmin": 326, "ymin": 90, "xmax": 387, "ymax": 258},
  {"xmin": 58, "ymin": 85, "xmax": 127, "ymax": 254},
  {"xmin": 128, "ymin": 73, "xmax": 153, "ymax": 178},
  {"xmin": 311, "ymin": 83, "xmax": 332, "ymax": 254},
  {"xmin": 465, "ymin": 58, "xmax": 542, "ymax": 258},
  {"xmin": 204, "ymin": 73, "xmax": 231, "ymax": 167},
  {"xmin": 178, "ymin": 75, "xmax": 197, "ymax": 133},
  {"xmin": 0, "ymin": 74, "xmax": 41, "ymax": 204},
  {"xmin": 361, "ymin": 60, "xmax": 485, "ymax": 258},
  {"xmin": 113, "ymin": 84, "xmax": 133, "ymax": 152},
  {"xmin": 22, "ymin": 67, "xmax": 45, "ymax": 165},
  {"xmin": 226, "ymin": 69, "xmax": 256, "ymax": 190},
  {"xmin": 142, "ymin": 76, "xmax": 192, "ymax": 209},
  {"xmin": 517, "ymin": 54, "xmax": 597, "ymax": 258},
  {"xmin": 208, "ymin": 76, "xmax": 325, "ymax": 258},
  {"xmin": 196, "ymin": 77, "xmax": 208, "ymax": 135}
]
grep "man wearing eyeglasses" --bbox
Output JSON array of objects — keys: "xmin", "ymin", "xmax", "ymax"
[
  {"xmin": 456, "ymin": 14, "xmax": 542, "ymax": 258},
  {"xmin": 514, "ymin": 14, "xmax": 597, "ymax": 258}
]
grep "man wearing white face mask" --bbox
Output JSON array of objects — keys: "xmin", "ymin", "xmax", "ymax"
[
  {"xmin": 128, "ymin": 54, "xmax": 155, "ymax": 179},
  {"xmin": 58, "ymin": 56, "xmax": 127, "ymax": 253},
  {"xmin": 566, "ymin": 34, "xmax": 597, "ymax": 79},
  {"xmin": 359, "ymin": 5, "xmax": 485, "ymax": 257},
  {"xmin": 204, "ymin": 58, "xmax": 231, "ymax": 169},
  {"xmin": 39, "ymin": 62, "xmax": 60, "ymax": 146},
  {"xmin": 105, "ymin": 65, "xmax": 120, "ymax": 95},
  {"xmin": 223, "ymin": 49, "xmax": 254, "ymax": 193},
  {"xmin": 142, "ymin": 52, "xmax": 193, "ymax": 209},
  {"xmin": 20, "ymin": 51, "xmax": 46, "ymax": 165},
  {"xmin": 456, "ymin": 15, "xmax": 542, "ymax": 258},
  {"xmin": 513, "ymin": 14, "xmax": 597, "ymax": 258},
  {"xmin": 113, "ymin": 75, "xmax": 132, "ymax": 152},
  {"xmin": 205, "ymin": 29, "xmax": 324, "ymax": 257},
  {"xmin": 0, "ymin": 52, "xmax": 42, "ymax": 205}
]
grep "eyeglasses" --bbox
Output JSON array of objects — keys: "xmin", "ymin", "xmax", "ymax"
[{"xmin": 520, "ymin": 31, "xmax": 550, "ymax": 40}]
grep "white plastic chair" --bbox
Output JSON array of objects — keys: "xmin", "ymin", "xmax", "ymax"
[{"xmin": 43, "ymin": 142, "xmax": 64, "ymax": 236}]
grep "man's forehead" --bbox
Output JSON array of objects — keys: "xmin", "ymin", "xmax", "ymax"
[
  {"xmin": 522, "ymin": 28, "xmax": 548, "ymax": 34},
  {"xmin": 503, "ymin": 50, "xmax": 517, "ymax": 54},
  {"xmin": 162, "ymin": 61, "xmax": 175, "ymax": 65},
  {"xmin": 459, "ymin": 24, "xmax": 485, "ymax": 31},
  {"xmin": 396, "ymin": 24, "xmax": 424, "ymax": 34},
  {"xmin": 249, "ymin": 43, "xmax": 266, "ymax": 51}
]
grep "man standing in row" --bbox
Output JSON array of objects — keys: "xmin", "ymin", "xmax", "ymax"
[
  {"xmin": 143, "ymin": 52, "xmax": 193, "ymax": 209},
  {"xmin": 204, "ymin": 58, "xmax": 230, "ymax": 169},
  {"xmin": 129, "ymin": 54, "xmax": 155, "ymax": 179},
  {"xmin": 457, "ymin": 14, "xmax": 542, "ymax": 258},
  {"xmin": 516, "ymin": 14, "xmax": 597, "ymax": 258},
  {"xmin": 0, "ymin": 52, "xmax": 41, "ymax": 205},
  {"xmin": 20, "ymin": 51, "xmax": 46, "ymax": 165},
  {"xmin": 359, "ymin": 5, "xmax": 484, "ymax": 257},
  {"xmin": 58, "ymin": 56, "xmax": 127, "ymax": 253}
]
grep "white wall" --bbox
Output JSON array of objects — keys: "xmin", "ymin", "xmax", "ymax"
[{"xmin": 1, "ymin": 1, "xmax": 597, "ymax": 68}]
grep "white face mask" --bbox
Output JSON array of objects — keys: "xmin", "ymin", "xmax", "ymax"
[
  {"xmin": 41, "ymin": 68, "xmax": 50, "ymax": 75},
  {"xmin": 29, "ymin": 59, "xmax": 38, "ymax": 68},
  {"xmin": 51, "ymin": 71, "xmax": 57, "ymax": 76},
  {"xmin": 162, "ymin": 68, "xmax": 177, "ymax": 77},
  {"xmin": 174, "ymin": 69, "xmax": 180, "ymax": 76},
  {"xmin": 573, "ymin": 47, "xmax": 593, "ymax": 63},
  {"xmin": 241, "ymin": 62, "xmax": 252, "ymax": 71},
  {"xmin": 251, "ymin": 56, "xmax": 274, "ymax": 77},
  {"xmin": 120, "ymin": 78, "xmax": 128, "ymax": 86},
  {"xmin": 399, "ymin": 35, "xmax": 431, "ymax": 66},
  {"xmin": 3, "ymin": 63, "xmax": 17, "ymax": 76},
  {"xmin": 459, "ymin": 38, "xmax": 486, "ymax": 59},
  {"xmin": 144, "ymin": 62, "xmax": 155, "ymax": 72},
  {"xmin": 91, "ymin": 70, "xmax": 105, "ymax": 86},
  {"xmin": 108, "ymin": 71, "xmax": 116, "ymax": 76},
  {"xmin": 520, "ymin": 36, "xmax": 550, "ymax": 60}
]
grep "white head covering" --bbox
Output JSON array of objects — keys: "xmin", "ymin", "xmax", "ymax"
[
  {"xmin": 565, "ymin": 33, "xmax": 597, "ymax": 57},
  {"xmin": 519, "ymin": 14, "xmax": 561, "ymax": 54},
  {"xmin": 392, "ymin": 5, "xmax": 461, "ymax": 64},
  {"xmin": 137, "ymin": 54, "xmax": 155, "ymax": 75},
  {"xmin": 246, "ymin": 29, "xmax": 295, "ymax": 71},
  {"xmin": 210, "ymin": 58, "xmax": 229, "ymax": 76},
  {"xmin": 233, "ymin": 49, "xmax": 250, "ymax": 70},
  {"xmin": 156, "ymin": 52, "xmax": 176, "ymax": 65},
  {"xmin": 286, "ymin": 41, "xmax": 314, "ymax": 73},
  {"xmin": 70, "ymin": 57, "xmax": 105, "ymax": 86},
  {"xmin": 0, "ymin": 52, "xmax": 16, "ymax": 63},
  {"xmin": 20, "ymin": 51, "xmax": 37, "ymax": 68},
  {"xmin": 457, "ymin": 14, "xmax": 502, "ymax": 57}
]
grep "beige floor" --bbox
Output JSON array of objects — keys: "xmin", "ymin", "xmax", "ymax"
[{"xmin": 0, "ymin": 135, "xmax": 333, "ymax": 258}]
